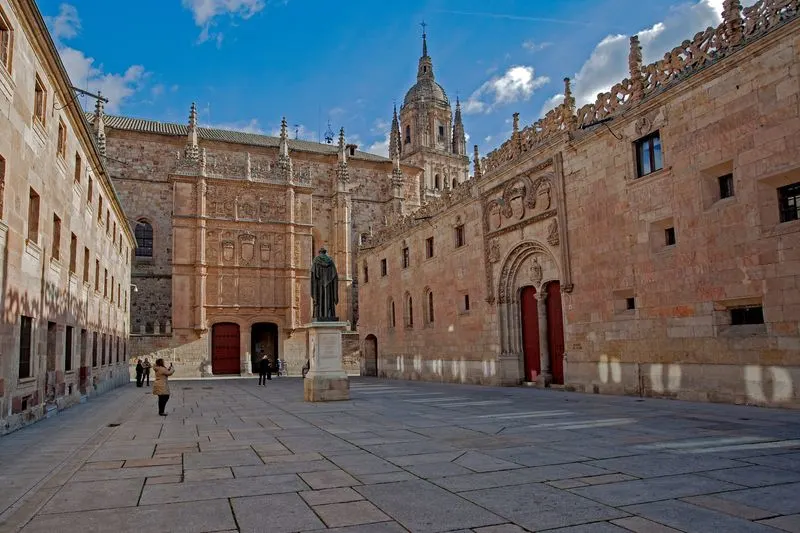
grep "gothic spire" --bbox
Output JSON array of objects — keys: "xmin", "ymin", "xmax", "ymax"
[
  {"xmin": 184, "ymin": 102, "xmax": 199, "ymax": 161},
  {"xmin": 389, "ymin": 104, "xmax": 401, "ymax": 160},
  {"xmin": 93, "ymin": 92, "xmax": 106, "ymax": 156},
  {"xmin": 452, "ymin": 97, "xmax": 466, "ymax": 155},
  {"xmin": 279, "ymin": 116, "xmax": 289, "ymax": 158},
  {"xmin": 417, "ymin": 23, "xmax": 434, "ymax": 80}
]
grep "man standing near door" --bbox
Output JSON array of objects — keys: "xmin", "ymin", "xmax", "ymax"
[{"xmin": 258, "ymin": 353, "xmax": 271, "ymax": 386}]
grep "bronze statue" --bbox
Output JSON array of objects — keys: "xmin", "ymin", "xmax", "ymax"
[{"xmin": 311, "ymin": 248, "xmax": 339, "ymax": 321}]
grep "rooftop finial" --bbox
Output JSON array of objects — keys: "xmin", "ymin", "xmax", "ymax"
[
  {"xmin": 189, "ymin": 102, "xmax": 198, "ymax": 128},
  {"xmin": 421, "ymin": 21, "xmax": 428, "ymax": 57},
  {"xmin": 338, "ymin": 127, "xmax": 346, "ymax": 150}
]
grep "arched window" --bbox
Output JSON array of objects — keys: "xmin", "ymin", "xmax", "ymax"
[
  {"xmin": 134, "ymin": 220, "xmax": 153, "ymax": 257},
  {"xmin": 434, "ymin": 174, "xmax": 441, "ymax": 190},
  {"xmin": 405, "ymin": 126, "xmax": 411, "ymax": 144},
  {"xmin": 425, "ymin": 289, "xmax": 435, "ymax": 325},
  {"xmin": 404, "ymin": 293, "xmax": 413, "ymax": 328},
  {"xmin": 452, "ymin": 179, "xmax": 458, "ymax": 189}
]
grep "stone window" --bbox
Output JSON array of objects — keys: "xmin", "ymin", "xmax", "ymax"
[
  {"xmin": 613, "ymin": 289, "xmax": 636, "ymax": 316},
  {"xmin": 46, "ymin": 321, "xmax": 57, "ymax": 372},
  {"xmin": 104, "ymin": 268, "xmax": 108, "ymax": 298},
  {"xmin": 425, "ymin": 237, "xmax": 434, "ymax": 259},
  {"xmin": 51, "ymin": 213, "xmax": 61, "ymax": 260},
  {"xmin": 380, "ymin": 258, "xmax": 387, "ymax": 277},
  {"xmin": 405, "ymin": 126, "xmax": 411, "ymax": 144},
  {"xmin": 57, "ymin": 119, "xmax": 66, "ymax": 158},
  {"xmin": 111, "ymin": 275, "xmax": 115, "ymax": 303},
  {"xmin": 134, "ymin": 220, "xmax": 153, "ymax": 257},
  {"xmin": 402, "ymin": 246, "xmax": 410, "ymax": 268},
  {"xmin": 452, "ymin": 178, "xmax": 457, "ymax": 189},
  {"xmin": 65, "ymin": 326, "xmax": 73, "ymax": 372},
  {"xmin": 626, "ymin": 297, "xmax": 636, "ymax": 310},
  {"xmin": 113, "ymin": 222, "xmax": 116, "ymax": 244},
  {"xmin": 0, "ymin": 6, "xmax": 12, "ymax": 73},
  {"xmin": 83, "ymin": 247, "xmax": 89, "ymax": 283},
  {"xmin": 404, "ymin": 293, "xmax": 413, "ymax": 328},
  {"xmin": 74, "ymin": 152, "xmax": 81, "ymax": 183},
  {"xmin": 454, "ymin": 224, "xmax": 465, "ymax": 248},
  {"xmin": 97, "ymin": 195, "xmax": 103, "ymax": 223},
  {"xmin": 424, "ymin": 289, "xmax": 434, "ymax": 325},
  {"xmin": 438, "ymin": 125, "xmax": 445, "ymax": 142},
  {"xmin": 664, "ymin": 227, "xmax": 676, "ymax": 247},
  {"xmin": 19, "ymin": 316, "xmax": 33, "ymax": 379},
  {"xmin": 434, "ymin": 174, "xmax": 441, "ymax": 190},
  {"xmin": 388, "ymin": 299, "xmax": 395, "ymax": 328},
  {"xmin": 33, "ymin": 75, "xmax": 46, "ymax": 125},
  {"xmin": 94, "ymin": 259, "xmax": 99, "ymax": 291},
  {"xmin": 459, "ymin": 293, "xmax": 470, "ymax": 314},
  {"xmin": 634, "ymin": 131, "xmax": 662, "ymax": 178},
  {"xmin": 363, "ymin": 263, "xmax": 368, "ymax": 284},
  {"xmin": 718, "ymin": 173, "xmax": 734, "ymax": 199},
  {"xmin": 731, "ymin": 305, "xmax": 764, "ymax": 326},
  {"xmin": 105, "ymin": 209, "xmax": 110, "ymax": 232},
  {"xmin": 87, "ymin": 176, "xmax": 93, "ymax": 205},
  {"xmin": 101, "ymin": 333, "xmax": 106, "ymax": 365},
  {"xmin": 92, "ymin": 331, "xmax": 97, "ymax": 367},
  {"xmin": 778, "ymin": 182, "xmax": 800, "ymax": 223},
  {"xmin": 27, "ymin": 188, "xmax": 39, "ymax": 244},
  {"xmin": 69, "ymin": 233, "xmax": 77, "ymax": 273}
]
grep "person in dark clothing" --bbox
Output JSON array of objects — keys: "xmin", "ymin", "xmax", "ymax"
[
  {"xmin": 258, "ymin": 354, "xmax": 271, "ymax": 385},
  {"xmin": 142, "ymin": 358, "xmax": 152, "ymax": 386},
  {"xmin": 135, "ymin": 359, "xmax": 144, "ymax": 387}
]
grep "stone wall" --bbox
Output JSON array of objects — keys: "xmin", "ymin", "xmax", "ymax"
[{"xmin": 0, "ymin": 0, "xmax": 133, "ymax": 434}]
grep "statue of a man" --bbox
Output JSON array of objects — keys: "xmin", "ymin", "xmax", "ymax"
[{"xmin": 311, "ymin": 248, "xmax": 339, "ymax": 321}]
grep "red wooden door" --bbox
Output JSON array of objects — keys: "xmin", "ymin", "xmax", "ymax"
[
  {"xmin": 212, "ymin": 323, "xmax": 240, "ymax": 375},
  {"xmin": 520, "ymin": 286, "xmax": 540, "ymax": 382},
  {"xmin": 546, "ymin": 282, "xmax": 565, "ymax": 385}
]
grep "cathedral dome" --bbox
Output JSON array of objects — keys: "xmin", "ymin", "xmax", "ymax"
[{"xmin": 403, "ymin": 78, "xmax": 450, "ymax": 107}]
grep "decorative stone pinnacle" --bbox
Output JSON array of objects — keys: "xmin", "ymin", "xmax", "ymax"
[
  {"xmin": 94, "ymin": 91, "xmax": 105, "ymax": 117},
  {"xmin": 473, "ymin": 144, "xmax": 483, "ymax": 180},
  {"xmin": 280, "ymin": 117, "xmax": 288, "ymax": 140},
  {"xmin": 338, "ymin": 127, "xmax": 346, "ymax": 149},
  {"xmin": 189, "ymin": 102, "xmax": 198, "ymax": 129},
  {"xmin": 629, "ymin": 36, "xmax": 644, "ymax": 101},
  {"xmin": 512, "ymin": 113, "xmax": 520, "ymax": 134},
  {"xmin": 722, "ymin": 0, "xmax": 744, "ymax": 47}
]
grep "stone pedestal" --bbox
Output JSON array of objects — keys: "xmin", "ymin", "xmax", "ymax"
[{"xmin": 304, "ymin": 322, "xmax": 350, "ymax": 402}]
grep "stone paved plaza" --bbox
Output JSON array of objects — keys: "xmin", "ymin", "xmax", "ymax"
[{"xmin": 1, "ymin": 379, "xmax": 800, "ymax": 533}]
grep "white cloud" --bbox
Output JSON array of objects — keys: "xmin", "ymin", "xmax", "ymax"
[
  {"xmin": 46, "ymin": 3, "xmax": 81, "ymax": 39},
  {"xmin": 46, "ymin": 4, "xmax": 150, "ymax": 113},
  {"xmin": 59, "ymin": 47, "xmax": 148, "ymax": 113},
  {"xmin": 573, "ymin": 0, "xmax": 758, "ymax": 105},
  {"xmin": 465, "ymin": 66, "xmax": 550, "ymax": 115},
  {"xmin": 522, "ymin": 40, "xmax": 552, "ymax": 53},
  {"xmin": 206, "ymin": 118, "xmax": 264, "ymax": 134},
  {"xmin": 538, "ymin": 93, "xmax": 564, "ymax": 118},
  {"xmin": 367, "ymin": 134, "xmax": 390, "ymax": 157},
  {"xmin": 151, "ymin": 84, "xmax": 165, "ymax": 97},
  {"xmin": 182, "ymin": 0, "xmax": 266, "ymax": 43}
]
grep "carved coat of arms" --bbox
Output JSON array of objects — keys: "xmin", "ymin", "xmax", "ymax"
[{"xmin": 240, "ymin": 233, "xmax": 255, "ymax": 263}]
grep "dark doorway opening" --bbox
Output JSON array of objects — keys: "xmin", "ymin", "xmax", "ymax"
[
  {"xmin": 364, "ymin": 334, "xmax": 378, "ymax": 377},
  {"xmin": 251, "ymin": 323, "xmax": 279, "ymax": 372}
]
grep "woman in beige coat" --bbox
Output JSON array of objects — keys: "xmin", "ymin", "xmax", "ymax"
[{"xmin": 152, "ymin": 358, "xmax": 175, "ymax": 416}]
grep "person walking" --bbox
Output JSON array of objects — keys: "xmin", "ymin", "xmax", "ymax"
[
  {"xmin": 258, "ymin": 354, "xmax": 270, "ymax": 386},
  {"xmin": 135, "ymin": 359, "xmax": 144, "ymax": 387},
  {"xmin": 152, "ymin": 358, "xmax": 175, "ymax": 416},
  {"xmin": 142, "ymin": 358, "xmax": 152, "ymax": 386}
]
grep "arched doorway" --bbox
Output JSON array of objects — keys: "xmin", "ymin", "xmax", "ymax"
[
  {"xmin": 520, "ymin": 286, "xmax": 540, "ymax": 382},
  {"xmin": 364, "ymin": 335, "xmax": 378, "ymax": 377},
  {"xmin": 546, "ymin": 281, "xmax": 565, "ymax": 385},
  {"xmin": 212, "ymin": 323, "xmax": 240, "ymax": 375},
  {"xmin": 251, "ymin": 323, "xmax": 279, "ymax": 371}
]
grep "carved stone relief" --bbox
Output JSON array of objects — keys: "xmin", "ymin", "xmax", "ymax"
[
  {"xmin": 239, "ymin": 233, "xmax": 255, "ymax": 265},
  {"xmin": 547, "ymin": 218, "xmax": 560, "ymax": 246}
]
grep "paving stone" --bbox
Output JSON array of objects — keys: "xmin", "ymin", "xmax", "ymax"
[
  {"xmin": 405, "ymin": 461, "xmax": 475, "ymax": 478},
  {"xmin": 73, "ymin": 464, "xmax": 183, "ymax": 482},
  {"xmin": 711, "ymin": 483, "xmax": 800, "ymax": 515},
  {"xmin": 233, "ymin": 459, "xmax": 338, "ymax": 478},
  {"xmin": 461, "ymin": 482, "xmax": 628, "ymax": 531},
  {"xmin": 431, "ymin": 463, "xmax": 611, "ymax": 492},
  {"xmin": 146, "ymin": 475, "xmax": 182, "ymax": 485},
  {"xmin": 757, "ymin": 514, "xmax": 800, "ymax": 532},
  {"xmin": 314, "ymin": 500, "xmax": 392, "ymax": 528},
  {"xmin": 680, "ymin": 495, "xmax": 776, "ymax": 520},
  {"xmin": 355, "ymin": 480, "xmax": 505, "ymax": 532},
  {"xmin": 328, "ymin": 453, "xmax": 403, "ymax": 475},
  {"xmin": 124, "ymin": 456, "xmax": 181, "ymax": 467},
  {"xmin": 183, "ymin": 467, "xmax": 233, "ymax": 481},
  {"xmin": 743, "ymin": 453, "xmax": 800, "ymax": 472},
  {"xmin": 610, "ymin": 516, "xmax": 682, "ymax": 533},
  {"xmin": 455, "ymin": 452, "xmax": 522, "ymax": 473},
  {"xmin": 300, "ymin": 487, "xmax": 364, "ymax": 506},
  {"xmin": 588, "ymin": 454, "xmax": 746, "ymax": 478},
  {"xmin": 300, "ymin": 469, "xmax": 362, "ymax": 489},
  {"xmin": 472, "ymin": 525, "xmax": 529, "ymax": 533},
  {"xmin": 548, "ymin": 479, "xmax": 588, "ymax": 489},
  {"xmin": 366, "ymin": 441, "xmax": 458, "ymax": 458},
  {"xmin": 701, "ymin": 465, "xmax": 800, "ymax": 487},
  {"xmin": 305, "ymin": 523, "xmax": 408, "ymax": 533},
  {"xmin": 232, "ymin": 493, "xmax": 324, "ymax": 533},
  {"xmin": 41, "ymin": 478, "xmax": 144, "ymax": 514},
  {"xmin": 622, "ymin": 499, "xmax": 778, "ymax": 533},
  {"xmin": 19, "ymin": 499, "xmax": 237, "ymax": 533},
  {"xmin": 577, "ymin": 473, "xmax": 637, "ymax": 485},
  {"xmin": 260, "ymin": 452, "xmax": 325, "ymax": 464},
  {"xmin": 545, "ymin": 523, "xmax": 629, "ymax": 532},
  {"xmin": 88, "ymin": 445, "xmax": 156, "ymax": 462},
  {"xmin": 139, "ymin": 474, "xmax": 308, "ymax": 504},
  {"xmin": 355, "ymin": 471, "xmax": 419, "ymax": 484},
  {"xmin": 570, "ymin": 474, "xmax": 742, "ymax": 506},
  {"xmin": 386, "ymin": 451, "xmax": 464, "ymax": 466},
  {"xmin": 484, "ymin": 446, "xmax": 592, "ymax": 467},
  {"xmin": 82, "ymin": 461, "xmax": 125, "ymax": 470},
  {"xmin": 183, "ymin": 448, "xmax": 263, "ymax": 469}
]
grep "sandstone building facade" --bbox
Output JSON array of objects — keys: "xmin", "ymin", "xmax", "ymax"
[
  {"xmin": 359, "ymin": 0, "xmax": 800, "ymax": 407},
  {"xmin": 0, "ymin": 0, "xmax": 134, "ymax": 433}
]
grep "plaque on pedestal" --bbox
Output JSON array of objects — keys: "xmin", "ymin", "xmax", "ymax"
[{"xmin": 304, "ymin": 321, "xmax": 350, "ymax": 402}]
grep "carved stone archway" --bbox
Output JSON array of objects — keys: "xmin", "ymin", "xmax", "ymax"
[{"xmin": 497, "ymin": 241, "xmax": 561, "ymax": 384}]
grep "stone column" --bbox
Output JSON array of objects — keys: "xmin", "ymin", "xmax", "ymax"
[
  {"xmin": 240, "ymin": 326, "xmax": 252, "ymax": 375},
  {"xmin": 536, "ymin": 292, "xmax": 552, "ymax": 386}
]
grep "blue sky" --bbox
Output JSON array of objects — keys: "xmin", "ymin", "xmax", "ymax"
[{"xmin": 42, "ymin": 0, "xmax": 743, "ymax": 159}]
